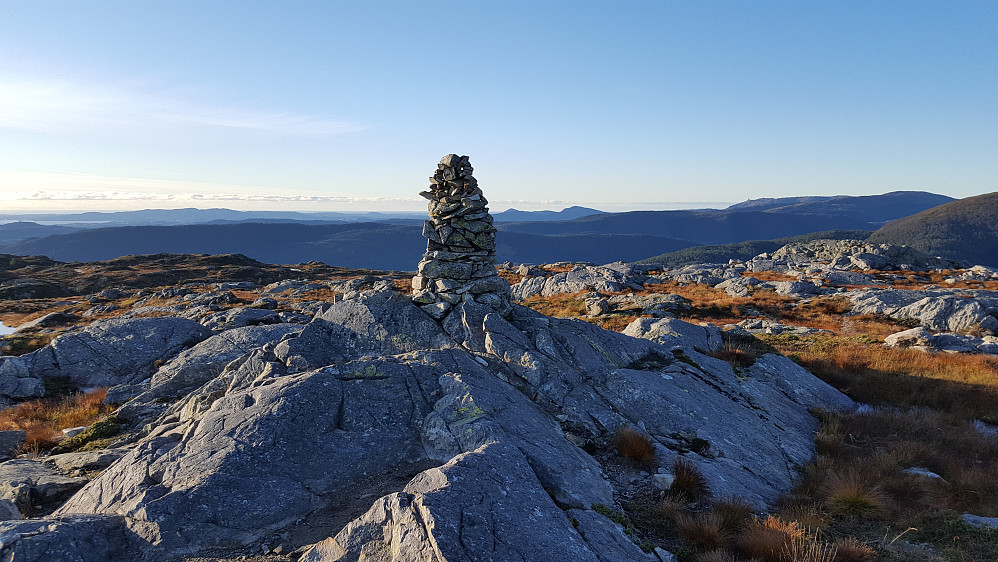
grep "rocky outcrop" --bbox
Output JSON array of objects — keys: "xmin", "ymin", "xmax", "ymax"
[
  {"xmin": 884, "ymin": 327, "xmax": 998, "ymax": 354},
  {"xmin": 0, "ymin": 459, "xmax": 88, "ymax": 515},
  {"xmin": 0, "ymin": 318, "xmax": 212, "ymax": 399},
  {"xmin": 850, "ymin": 288, "xmax": 998, "ymax": 335},
  {"xmin": 511, "ymin": 264, "xmax": 638, "ymax": 300},
  {"xmin": 0, "ymin": 282, "xmax": 858, "ymax": 560},
  {"xmin": 411, "ymin": 155, "xmax": 512, "ymax": 319},
  {"xmin": 0, "ymin": 172, "xmax": 872, "ymax": 560},
  {"xmin": 300, "ymin": 442, "xmax": 647, "ymax": 562},
  {"xmin": 767, "ymin": 239, "xmax": 962, "ymax": 271}
]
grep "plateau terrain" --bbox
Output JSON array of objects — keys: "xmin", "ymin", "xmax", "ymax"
[{"xmin": 0, "ymin": 168, "xmax": 994, "ymax": 561}]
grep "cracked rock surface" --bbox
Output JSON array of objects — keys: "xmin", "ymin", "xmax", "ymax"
[{"xmin": 0, "ymin": 280, "xmax": 854, "ymax": 560}]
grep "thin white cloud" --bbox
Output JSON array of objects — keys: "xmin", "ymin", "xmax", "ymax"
[
  {"xmin": 0, "ymin": 172, "xmax": 419, "ymax": 207},
  {"xmin": 0, "ymin": 75, "xmax": 366, "ymax": 137}
]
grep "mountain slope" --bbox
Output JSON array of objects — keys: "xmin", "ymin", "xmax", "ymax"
[
  {"xmin": 868, "ymin": 192, "xmax": 998, "ymax": 267},
  {"xmin": 498, "ymin": 209, "xmax": 874, "ymax": 243}
]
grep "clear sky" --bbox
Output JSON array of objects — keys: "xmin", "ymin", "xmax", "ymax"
[{"xmin": 1, "ymin": 1, "xmax": 995, "ymax": 213}]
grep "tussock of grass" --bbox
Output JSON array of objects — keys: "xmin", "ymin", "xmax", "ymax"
[
  {"xmin": 676, "ymin": 511, "xmax": 727, "ymax": 550},
  {"xmin": 822, "ymin": 470, "xmax": 888, "ymax": 518},
  {"xmin": 712, "ymin": 496, "xmax": 755, "ymax": 533},
  {"xmin": 614, "ymin": 425, "xmax": 656, "ymax": 465},
  {"xmin": 670, "ymin": 457, "xmax": 711, "ymax": 501},
  {"xmin": 0, "ymin": 388, "xmax": 113, "ymax": 452},
  {"xmin": 692, "ymin": 550, "xmax": 738, "ymax": 562},
  {"xmin": 735, "ymin": 515, "xmax": 807, "ymax": 561},
  {"xmin": 831, "ymin": 536, "xmax": 875, "ymax": 562}
]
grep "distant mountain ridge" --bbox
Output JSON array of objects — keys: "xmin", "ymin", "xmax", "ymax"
[
  {"xmin": 727, "ymin": 191, "xmax": 954, "ymax": 224},
  {"xmin": 0, "ymin": 191, "xmax": 963, "ymax": 268},
  {"xmin": 868, "ymin": 192, "xmax": 998, "ymax": 267},
  {"xmin": 0, "ymin": 222, "xmax": 692, "ymax": 270},
  {"xmin": 635, "ymin": 230, "xmax": 875, "ymax": 268},
  {"xmin": 0, "ymin": 208, "xmax": 426, "ymax": 226},
  {"xmin": 491, "ymin": 206, "xmax": 603, "ymax": 222}
]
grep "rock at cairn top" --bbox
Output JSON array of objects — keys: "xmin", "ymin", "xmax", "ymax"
[{"xmin": 411, "ymin": 154, "xmax": 512, "ymax": 318}]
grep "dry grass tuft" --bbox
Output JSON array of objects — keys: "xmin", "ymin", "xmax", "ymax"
[
  {"xmin": 657, "ymin": 494, "xmax": 688, "ymax": 520},
  {"xmin": 786, "ymin": 533, "xmax": 837, "ymax": 562},
  {"xmin": 0, "ymin": 388, "xmax": 113, "ymax": 451},
  {"xmin": 712, "ymin": 496, "xmax": 755, "ymax": 533},
  {"xmin": 831, "ymin": 536, "xmax": 875, "ymax": 562},
  {"xmin": 736, "ymin": 515, "xmax": 807, "ymax": 561},
  {"xmin": 822, "ymin": 470, "xmax": 887, "ymax": 517},
  {"xmin": 775, "ymin": 498, "xmax": 830, "ymax": 530},
  {"xmin": 614, "ymin": 425, "xmax": 656, "ymax": 465},
  {"xmin": 670, "ymin": 457, "xmax": 711, "ymax": 501},
  {"xmin": 692, "ymin": 548, "xmax": 738, "ymax": 562},
  {"xmin": 676, "ymin": 511, "xmax": 727, "ymax": 550}
]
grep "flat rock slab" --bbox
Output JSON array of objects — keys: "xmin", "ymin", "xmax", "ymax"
[
  {"xmin": 0, "ymin": 317, "xmax": 213, "ymax": 392},
  {"xmin": 0, "ymin": 515, "xmax": 140, "ymax": 561},
  {"xmin": 46, "ymin": 449, "xmax": 128, "ymax": 474},
  {"xmin": 0, "ymin": 459, "xmax": 89, "ymax": 514}
]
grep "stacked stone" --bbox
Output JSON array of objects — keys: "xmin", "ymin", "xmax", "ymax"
[{"xmin": 412, "ymin": 154, "xmax": 512, "ymax": 319}]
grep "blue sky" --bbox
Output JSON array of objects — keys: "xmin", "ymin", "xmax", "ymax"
[{"xmin": 0, "ymin": 1, "xmax": 995, "ymax": 212}]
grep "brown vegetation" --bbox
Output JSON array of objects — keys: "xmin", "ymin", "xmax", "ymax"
[
  {"xmin": 614, "ymin": 425, "xmax": 657, "ymax": 465},
  {"xmin": 670, "ymin": 457, "xmax": 710, "ymax": 501},
  {"xmin": 522, "ymin": 292, "xmax": 588, "ymax": 318},
  {"xmin": 0, "ymin": 388, "xmax": 113, "ymax": 452}
]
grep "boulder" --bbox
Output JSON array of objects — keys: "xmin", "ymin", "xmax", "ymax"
[
  {"xmin": 894, "ymin": 296, "xmax": 998, "ymax": 334},
  {"xmin": 884, "ymin": 327, "xmax": 934, "ymax": 349},
  {"xmin": 0, "ymin": 498, "xmax": 20, "ymax": 521},
  {"xmin": 623, "ymin": 317, "xmax": 723, "ymax": 353},
  {"xmin": 608, "ymin": 293, "xmax": 690, "ymax": 316},
  {"xmin": 766, "ymin": 280, "xmax": 827, "ymax": 297},
  {"xmin": 13, "ymin": 312, "xmax": 78, "ymax": 332},
  {"xmin": 0, "ymin": 515, "xmax": 140, "ymax": 561},
  {"xmin": 715, "ymin": 277, "xmax": 759, "ymax": 297}
]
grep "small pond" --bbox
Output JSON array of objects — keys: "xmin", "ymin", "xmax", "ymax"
[{"xmin": 0, "ymin": 321, "xmax": 16, "ymax": 336}]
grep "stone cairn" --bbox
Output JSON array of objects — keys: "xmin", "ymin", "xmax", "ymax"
[{"xmin": 412, "ymin": 154, "xmax": 512, "ymax": 319}]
